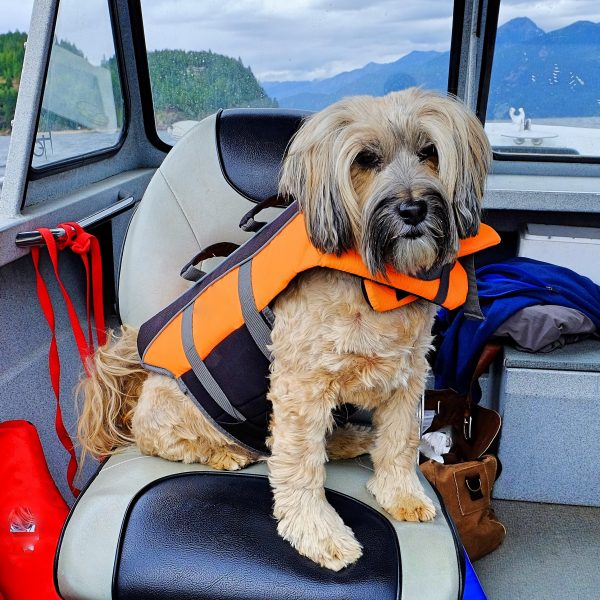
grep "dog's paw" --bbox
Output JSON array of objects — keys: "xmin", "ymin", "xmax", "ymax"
[
  {"xmin": 277, "ymin": 506, "xmax": 363, "ymax": 571},
  {"xmin": 385, "ymin": 492, "xmax": 436, "ymax": 522},
  {"xmin": 204, "ymin": 447, "xmax": 254, "ymax": 471},
  {"xmin": 367, "ymin": 477, "xmax": 436, "ymax": 522}
]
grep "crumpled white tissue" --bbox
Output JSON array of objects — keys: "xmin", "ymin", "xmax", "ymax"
[{"xmin": 419, "ymin": 425, "xmax": 453, "ymax": 463}]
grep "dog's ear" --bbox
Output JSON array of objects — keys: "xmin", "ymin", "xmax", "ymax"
[
  {"xmin": 422, "ymin": 95, "xmax": 491, "ymax": 239},
  {"xmin": 279, "ymin": 112, "xmax": 356, "ymax": 255},
  {"xmin": 452, "ymin": 108, "xmax": 491, "ymax": 238}
]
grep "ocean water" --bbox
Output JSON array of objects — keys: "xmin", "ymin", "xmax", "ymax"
[
  {"xmin": 1, "ymin": 117, "xmax": 599, "ymax": 181},
  {"xmin": 0, "ymin": 130, "xmax": 121, "ymax": 181}
]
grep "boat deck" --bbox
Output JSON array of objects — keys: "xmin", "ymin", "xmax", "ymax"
[{"xmin": 475, "ymin": 499, "xmax": 600, "ymax": 599}]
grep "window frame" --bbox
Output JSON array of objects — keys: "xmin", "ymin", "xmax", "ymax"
[
  {"xmin": 128, "ymin": 0, "xmax": 171, "ymax": 153},
  {"xmin": 27, "ymin": 0, "xmax": 131, "ymax": 181}
]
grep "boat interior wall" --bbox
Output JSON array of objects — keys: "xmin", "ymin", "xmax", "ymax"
[
  {"xmin": 0, "ymin": 252, "xmax": 106, "ymax": 500},
  {"xmin": 0, "ymin": 0, "xmax": 166, "ymax": 266}
]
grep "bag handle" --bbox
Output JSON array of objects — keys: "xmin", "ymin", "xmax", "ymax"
[
  {"xmin": 463, "ymin": 342, "xmax": 502, "ymax": 440},
  {"xmin": 470, "ymin": 342, "xmax": 502, "ymax": 386},
  {"xmin": 180, "ymin": 242, "xmax": 240, "ymax": 282},
  {"xmin": 425, "ymin": 342, "xmax": 502, "ymax": 442}
]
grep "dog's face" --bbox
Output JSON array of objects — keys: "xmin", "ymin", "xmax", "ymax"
[{"xmin": 279, "ymin": 88, "xmax": 491, "ymax": 275}]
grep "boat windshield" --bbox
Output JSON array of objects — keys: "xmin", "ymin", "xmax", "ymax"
[{"xmin": 138, "ymin": 0, "xmax": 454, "ymax": 144}]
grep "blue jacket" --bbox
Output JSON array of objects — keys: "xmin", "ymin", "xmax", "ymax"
[{"xmin": 434, "ymin": 257, "xmax": 600, "ymax": 396}]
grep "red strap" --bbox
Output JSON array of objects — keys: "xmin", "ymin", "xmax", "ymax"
[
  {"xmin": 30, "ymin": 224, "xmax": 106, "ymax": 497},
  {"xmin": 31, "ymin": 239, "xmax": 81, "ymax": 498},
  {"xmin": 58, "ymin": 222, "xmax": 106, "ymax": 349}
]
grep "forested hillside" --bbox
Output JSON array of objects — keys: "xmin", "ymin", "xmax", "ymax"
[
  {"xmin": 0, "ymin": 35, "xmax": 276, "ymax": 132},
  {"xmin": 0, "ymin": 31, "xmax": 26, "ymax": 132},
  {"xmin": 146, "ymin": 50, "xmax": 277, "ymax": 127}
]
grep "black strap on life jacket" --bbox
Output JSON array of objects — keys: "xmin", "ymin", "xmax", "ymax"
[
  {"xmin": 180, "ymin": 242, "xmax": 240, "ymax": 282},
  {"xmin": 239, "ymin": 196, "xmax": 287, "ymax": 232}
]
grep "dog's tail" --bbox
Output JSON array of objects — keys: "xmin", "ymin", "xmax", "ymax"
[{"xmin": 77, "ymin": 325, "xmax": 148, "ymax": 461}]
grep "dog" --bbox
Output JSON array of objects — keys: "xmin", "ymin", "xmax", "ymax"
[{"xmin": 78, "ymin": 88, "xmax": 491, "ymax": 571}]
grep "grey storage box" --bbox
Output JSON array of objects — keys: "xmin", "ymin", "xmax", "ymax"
[{"xmin": 491, "ymin": 340, "xmax": 600, "ymax": 506}]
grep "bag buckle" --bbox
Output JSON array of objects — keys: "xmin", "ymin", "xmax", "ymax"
[
  {"xmin": 463, "ymin": 415, "xmax": 473, "ymax": 441},
  {"xmin": 465, "ymin": 475, "xmax": 484, "ymax": 501}
]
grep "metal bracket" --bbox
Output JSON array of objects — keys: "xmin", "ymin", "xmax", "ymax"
[{"xmin": 15, "ymin": 194, "xmax": 137, "ymax": 247}]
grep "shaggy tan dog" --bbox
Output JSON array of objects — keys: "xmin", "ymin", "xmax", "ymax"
[{"xmin": 78, "ymin": 88, "xmax": 490, "ymax": 571}]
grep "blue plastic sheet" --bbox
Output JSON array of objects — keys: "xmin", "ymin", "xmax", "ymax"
[{"xmin": 463, "ymin": 550, "xmax": 487, "ymax": 600}]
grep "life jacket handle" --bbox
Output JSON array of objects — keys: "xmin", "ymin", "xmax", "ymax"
[
  {"xmin": 239, "ymin": 195, "xmax": 289, "ymax": 232},
  {"xmin": 180, "ymin": 242, "xmax": 240, "ymax": 282}
]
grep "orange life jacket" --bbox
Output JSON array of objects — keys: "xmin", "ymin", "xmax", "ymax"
[{"xmin": 138, "ymin": 202, "xmax": 499, "ymax": 454}]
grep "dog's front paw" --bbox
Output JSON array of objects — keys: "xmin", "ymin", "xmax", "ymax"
[
  {"xmin": 277, "ymin": 505, "xmax": 363, "ymax": 571},
  {"xmin": 207, "ymin": 448, "xmax": 253, "ymax": 471},
  {"xmin": 385, "ymin": 492, "xmax": 436, "ymax": 522},
  {"xmin": 368, "ymin": 477, "xmax": 436, "ymax": 522}
]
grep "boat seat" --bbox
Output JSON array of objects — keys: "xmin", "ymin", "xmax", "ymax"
[
  {"xmin": 118, "ymin": 108, "xmax": 308, "ymax": 328},
  {"xmin": 55, "ymin": 448, "xmax": 465, "ymax": 600}
]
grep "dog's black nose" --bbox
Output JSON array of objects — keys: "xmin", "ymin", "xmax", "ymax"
[{"xmin": 398, "ymin": 200, "xmax": 427, "ymax": 225}]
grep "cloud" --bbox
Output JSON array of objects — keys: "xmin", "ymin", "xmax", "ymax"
[
  {"xmin": 1, "ymin": 0, "xmax": 598, "ymax": 83},
  {"xmin": 141, "ymin": 0, "xmax": 455, "ymax": 81},
  {"xmin": 0, "ymin": 1, "xmax": 34, "ymax": 33}
]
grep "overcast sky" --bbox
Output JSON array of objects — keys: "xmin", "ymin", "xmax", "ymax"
[{"xmin": 2, "ymin": 0, "xmax": 599, "ymax": 81}]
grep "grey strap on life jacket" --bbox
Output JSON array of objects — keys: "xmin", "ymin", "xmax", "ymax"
[
  {"xmin": 181, "ymin": 305, "xmax": 246, "ymax": 421},
  {"xmin": 238, "ymin": 261, "xmax": 273, "ymax": 360},
  {"xmin": 459, "ymin": 254, "xmax": 485, "ymax": 321}
]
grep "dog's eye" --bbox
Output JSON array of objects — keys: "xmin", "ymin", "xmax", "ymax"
[
  {"xmin": 354, "ymin": 150, "xmax": 381, "ymax": 169},
  {"xmin": 417, "ymin": 143, "xmax": 438, "ymax": 163}
]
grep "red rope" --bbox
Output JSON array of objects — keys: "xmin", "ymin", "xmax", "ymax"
[{"xmin": 30, "ymin": 223, "xmax": 106, "ymax": 497}]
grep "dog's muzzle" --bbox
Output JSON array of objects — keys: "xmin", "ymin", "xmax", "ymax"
[{"xmin": 362, "ymin": 190, "xmax": 456, "ymax": 275}]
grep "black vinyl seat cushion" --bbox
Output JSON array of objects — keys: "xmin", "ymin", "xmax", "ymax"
[
  {"xmin": 216, "ymin": 109, "xmax": 310, "ymax": 204},
  {"xmin": 114, "ymin": 472, "xmax": 400, "ymax": 600}
]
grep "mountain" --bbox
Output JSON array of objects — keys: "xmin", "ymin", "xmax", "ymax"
[
  {"xmin": 262, "ymin": 17, "xmax": 600, "ymax": 119},
  {"xmin": 486, "ymin": 18, "xmax": 600, "ymax": 119},
  {"xmin": 263, "ymin": 50, "xmax": 448, "ymax": 110},
  {"xmin": 495, "ymin": 16, "xmax": 544, "ymax": 44}
]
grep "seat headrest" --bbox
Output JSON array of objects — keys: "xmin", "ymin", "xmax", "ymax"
[{"xmin": 217, "ymin": 108, "xmax": 310, "ymax": 203}]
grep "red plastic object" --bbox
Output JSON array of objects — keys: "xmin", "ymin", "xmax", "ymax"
[{"xmin": 0, "ymin": 421, "xmax": 69, "ymax": 600}]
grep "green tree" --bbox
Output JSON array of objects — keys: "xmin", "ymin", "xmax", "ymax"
[
  {"xmin": 145, "ymin": 49, "xmax": 278, "ymax": 128},
  {"xmin": 0, "ymin": 31, "xmax": 26, "ymax": 132}
]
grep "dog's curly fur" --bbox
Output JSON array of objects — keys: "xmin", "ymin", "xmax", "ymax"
[{"xmin": 78, "ymin": 88, "xmax": 490, "ymax": 571}]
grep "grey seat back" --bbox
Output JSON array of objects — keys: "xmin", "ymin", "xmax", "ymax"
[{"xmin": 118, "ymin": 109, "xmax": 307, "ymax": 327}]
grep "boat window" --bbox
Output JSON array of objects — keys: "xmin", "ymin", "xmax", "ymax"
[
  {"xmin": 0, "ymin": 3, "xmax": 33, "ymax": 183},
  {"xmin": 139, "ymin": 0, "xmax": 454, "ymax": 146},
  {"xmin": 484, "ymin": 1, "xmax": 600, "ymax": 160},
  {"xmin": 30, "ymin": 0, "xmax": 125, "ymax": 171}
]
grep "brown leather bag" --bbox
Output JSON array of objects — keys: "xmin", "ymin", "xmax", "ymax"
[
  {"xmin": 420, "ymin": 343, "xmax": 506, "ymax": 561},
  {"xmin": 420, "ymin": 455, "xmax": 506, "ymax": 561},
  {"xmin": 423, "ymin": 343, "xmax": 502, "ymax": 463}
]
